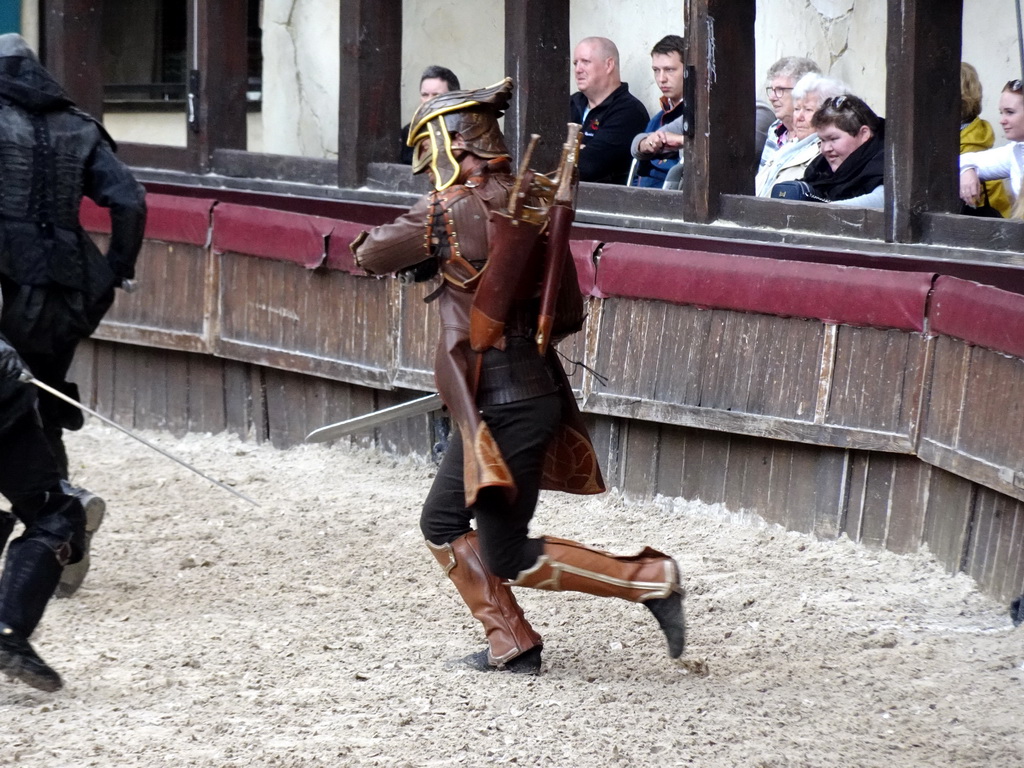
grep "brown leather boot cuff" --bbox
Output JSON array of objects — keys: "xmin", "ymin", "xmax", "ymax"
[{"xmin": 509, "ymin": 536, "xmax": 681, "ymax": 603}]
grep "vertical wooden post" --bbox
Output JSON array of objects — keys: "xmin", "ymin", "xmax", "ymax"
[
  {"xmin": 338, "ymin": 0, "xmax": 402, "ymax": 189},
  {"xmin": 884, "ymin": 0, "xmax": 962, "ymax": 243},
  {"xmin": 187, "ymin": 0, "xmax": 248, "ymax": 172},
  {"xmin": 43, "ymin": 0, "xmax": 103, "ymax": 118},
  {"xmin": 681, "ymin": 0, "xmax": 756, "ymax": 223},
  {"xmin": 504, "ymin": 0, "xmax": 570, "ymax": 171}
]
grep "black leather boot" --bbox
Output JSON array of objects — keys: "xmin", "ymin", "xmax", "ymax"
[
  {"xmin": 0, "ymin": 624, "xmax": 61, "ymax": 691},
  {"xmin": 645, "ymin": 590, "xmax": 687, "ymax": 659},
  {"xmin": 0, "ymin": 537, "xmax": 63, "ymax": 635},
  {"xmin": 0, "ymin": 534, "xmax": 65, "ymax": 692},
  {"xmin": 56, "ymin": 484, "xmax": 105, "ymax": 598}
]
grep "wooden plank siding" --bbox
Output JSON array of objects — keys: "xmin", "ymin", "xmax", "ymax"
[
  {"xmin": 215, "ymin": 252, "xmax": 393, "ymax": 388},
  {"xmin": 920, "ymin": 339, "xmax": 1024, "ymax": 503},
  {"xmin": 68, "ymin": 196, "xmax": 1024, "ymax": 605},
  {"xmin": 584, "ymin": 299, "xmax": 925, "ymax": 454},
  {"xmin": 964, "ymin": 489, "xmax": 1024, "ymax": 602},
  {"xmin": 393, "ymin": 279, "xmax": 442, "ymax": 392},
  {"xmin": 91, "ymin": 236, "xmax": 212, "ymax": 353}
]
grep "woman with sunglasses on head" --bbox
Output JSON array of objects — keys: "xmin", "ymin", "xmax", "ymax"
[
  {"xmin": 799, "ymin": 94, "xmax": 885, "ymax": 207},
  {"xmin": 959, "ymin": 79, "xmax": 1024, "ymax": 217}
]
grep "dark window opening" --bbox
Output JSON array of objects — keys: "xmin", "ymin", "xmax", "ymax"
[{"xmin": 101, "ymin": 0, "xmax": 261, "ymax": 108}]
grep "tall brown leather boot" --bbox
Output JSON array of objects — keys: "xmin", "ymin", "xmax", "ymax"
[
  {"xmin": 427, "ymin": 531, "xmax": 543, "ymax": 673},
  {"xmin": 509, "ymin": 536, "xmax": 686, "ymax": 658}
]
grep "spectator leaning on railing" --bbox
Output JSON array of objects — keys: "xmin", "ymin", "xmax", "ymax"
[
  {"xmin": 628, "ymin": 34, "xmax": 687, "ymax": 188},
  {"xmin": 960, "ymin": 77, "xmax": 1024, "ymax": 218},
  {"xmin": 756, "ymin": 72, "xmax": 848, "ymax": 197},
  {"xmin": 958, "ymin": 63, "xmax": 1012, "ymax": 217},
  {"xmin": 798, "ymin": 94, "xmax": 885, "ymax": 207}
]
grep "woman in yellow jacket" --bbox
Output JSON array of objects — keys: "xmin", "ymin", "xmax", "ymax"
[{"xmin": 960, "ymin": 62, "xmax": 1013, "ymax": 217}]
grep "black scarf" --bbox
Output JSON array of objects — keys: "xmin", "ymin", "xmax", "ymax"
[{"xmin": 803, "ymin": 119, "xmax": 885, "ymax": 202}]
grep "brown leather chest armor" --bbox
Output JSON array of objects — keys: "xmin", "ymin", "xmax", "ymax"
[{"xmin": 353, "ymin": 169, "xmax": 603, "ymax": 506}]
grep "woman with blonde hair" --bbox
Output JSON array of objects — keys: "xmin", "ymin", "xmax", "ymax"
[
  {"xmin": 960, "ymin": 78, "xmax": 1024, "ymax": 218},
  {"xmin": 959, "ymin": 63, "xmax": 1012, "ymax": 216}
]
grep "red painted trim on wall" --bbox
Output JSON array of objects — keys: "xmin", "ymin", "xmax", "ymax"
[
  {"xmin": 79, "ymin": 197, "xmax": 112, "ymax": 233},
  {"xmin": 931, "ymin": 276, "xmax": 1024, "ymax": 359},
  {"xmin": 569, "ymin": 239, "xmax": 600, "ymax": 296},
  {"xmin": 595, "ymin": 242, "xmax": 934, "ymax": 332},
  {"xmin": 144, "ymin": 194, "xmax": 216, "ymax": 246},
  {"xmin": 213, "ymin": 203, "xmax": 331, "ymax": 268},
  {"xmin": 213, "ymin": 203, "xmax": 367, "ymax": 273},
  {"xmin": 81, "ymin": 193, "xmax": 216, "ymax": 247},
  {"xmin": 324, "ymin": 219, "xmax": 372, "ymax": 273}
]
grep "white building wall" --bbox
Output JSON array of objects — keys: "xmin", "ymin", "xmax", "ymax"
[
  {"xmin": 261, "ymin": 0, "xmax": 340, "ymax": 157},
  {"xmin": 401, "ymin": 0, "xmax": 505, "ymax": 124},
  {"xmin": 963, "ymin": 0, "xmax": 1023, "ymax": 145},
  {"xmin": 17, "ymin": 1, "xmax": 1023, "ymax": 157},
  {"xmin": 754, "ymin": 0, "xmax": 886, "ymax": 111}
]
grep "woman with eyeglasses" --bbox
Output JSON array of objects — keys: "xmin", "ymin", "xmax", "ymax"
[
  {"xmin": 759, "ymin": 56, "xmax": 821, "ymax": 169},
  {"xmin": 755, "ymin": 73, "xmax": 848, "ymax": 197},
  {"xmin": 959, "ymin": 79, "xmax": 1024, "ymax": 217},
  {"xmin": 799, "ymin": 94, "xmax": 885, "ymax": 207}
]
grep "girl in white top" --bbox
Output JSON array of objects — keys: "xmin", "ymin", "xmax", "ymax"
[{"xmin": 959, "ymin": 79, "xmax": 1024, "ymax": 216}]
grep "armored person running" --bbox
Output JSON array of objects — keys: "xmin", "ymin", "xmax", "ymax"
[
  {"xmin": 0, "ymin": 34, "xmax": 147, "ymax": 596},
  {"xmin": 351, "ymin": 78, "xmax": 686, "ymax": 673},
  {"xmin": 0, "ymin": 309, "xmax": 86, "ymax": 691}
]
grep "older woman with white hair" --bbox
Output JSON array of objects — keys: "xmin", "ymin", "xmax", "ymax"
[{"xmin": 755, "ymin": 73, "xmax": 848, "ymax": 197}]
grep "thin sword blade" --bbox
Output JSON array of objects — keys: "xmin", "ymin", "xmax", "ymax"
[
  {"xmin": 305, "ymin": 393, "xmax": 444, "ymax": 443},
  {"xmin": 20, "ymin": 372, "xmax": 260, "ymax": 506}
]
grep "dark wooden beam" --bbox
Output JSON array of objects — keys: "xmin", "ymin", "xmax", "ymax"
[
  {"xmin": 720, "ymin": 194, "xmax": 885, "ymax": 241},
  {"xmin": 212, "ymin": 150, "xmax": 339, "ymax": 187},
  {"xmin": 920, "ymin": 212, "xmax": 1024, "ymax": 252},
  {"xmin": 338, "ymin": 1, "xmax": 403, "ymax": 188},
  {"xmin": 188, "ymin": 0, "xmax": 249, "ymax": 172},
  {"xmin": 884, "ymin": 0, "xmax": 962, "ymax": 243},
  {"xmin": 504, "ymin": 0, "xmax": 570, "ymax": 171},
  {"xmin": 681, "ymin": 0, "xmax": 757, "ymax": 223},
  {"xmin": 119, "ymin": 144, "xmax": 195, "ymax": 173},
  {"xmin": 43, "ymin": 0, "xmax": 103, "ymax": 118}
]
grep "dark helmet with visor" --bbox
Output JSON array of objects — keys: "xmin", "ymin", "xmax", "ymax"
[{"xmin": 407, "ymin": 77, "xmax": 513, "ymax": 191}]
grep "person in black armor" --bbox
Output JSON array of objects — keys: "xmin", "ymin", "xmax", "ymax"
[
  {"xmin": 352, "ymin": 78, "xmax": 686, "ymax": 674},
  {"xmin": 0, "ymin": 34, "xmax": 146, "ymax": 597},
  {"xmin": 0, "ymin": 315, "xmax": 86, "ymax": 691}
]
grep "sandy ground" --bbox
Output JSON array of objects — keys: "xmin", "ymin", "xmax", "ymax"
[{"xmin": 0, "ymin": 424, "xmax": 1021, "ymax": 767}]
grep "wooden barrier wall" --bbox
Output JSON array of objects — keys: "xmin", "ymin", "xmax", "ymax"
[{"xmin": 72, "ymin": 195, "xmax": 1024, "ymax": 604}]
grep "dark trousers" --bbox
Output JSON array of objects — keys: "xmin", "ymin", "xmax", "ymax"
[
  {"xmin": 0, "ymin": 411, "xmax": 83, "ymax": 557},
  {"xmin": 0, "ymin": 411, "xmax": 62, "ymax": 505},
  {"xmin": 420, "ymin": 392, "xmax": 561, "ymax": 580},
  {"xmin": 0, "ymin": 411, "xmax": 84, "ymax": 637},
  {"xmin": 0, "ymin": 277, "xmax": 84, "ymax": 479},
  {"xmin": 16, "ymin": 344, "xmax": 79, "ymax": 479}
]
